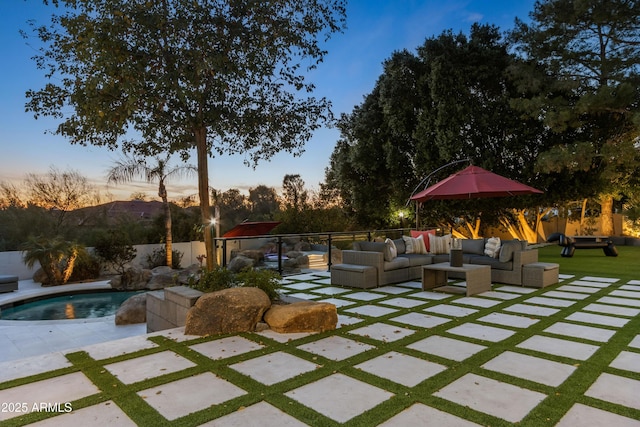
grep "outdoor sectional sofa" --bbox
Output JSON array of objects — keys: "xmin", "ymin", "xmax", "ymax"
[{"xmin": 330, "ymin": 236, "xmax": 540, "ymax": 289}]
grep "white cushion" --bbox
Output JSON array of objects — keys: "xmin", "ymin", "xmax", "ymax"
[
  {"xmin": 484, "ymin": 237, "xmax": 501, "ymax": 258},
  {"xmin": 384, "ymin": 238, "xmax": 397, "ymax": 261}
]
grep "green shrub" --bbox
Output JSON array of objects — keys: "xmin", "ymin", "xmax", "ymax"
[
  {"xmin": 189, "ymin": 267, "xmax": 236, "ymax": 293},
  {"xmin": 93, "ymin": 230, "xmax": 137, "ymax": 275},
  {"xmin": 236, "ymin": 269, "xmax": 282, "ymax": 300},
  {"xmin": 21, "ymin": 236, "xmax": 87, "ymax": 286},
  {"xmin": 145, "ymin": 247, "xmax": 183, "ymax": 269},
  {"xmin": 188, "ymin": 267, "xmax": 282, "ymax": 300}
]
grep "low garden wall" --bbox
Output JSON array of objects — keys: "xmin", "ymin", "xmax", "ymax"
[{"xmin": 0, "ymin": 241, "xmax": 207, "ymax": 280}]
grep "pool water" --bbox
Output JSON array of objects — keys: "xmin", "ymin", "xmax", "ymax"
[{"xmin": 0, "ymin": 291, "xmax": 144, "ymax": 321}]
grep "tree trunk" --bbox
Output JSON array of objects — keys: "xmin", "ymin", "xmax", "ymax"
[
  {"xmin": 61, "ymin": 248, "xmax": 78, "ymax": 285},
  {"xmin": 599, "ymin": 195, "xmax": 615, "ymax": 236},
  {"xmin": 195, "ymin": 126, "xmax": 214, "ymax": 271},
  {"xmin": 159, "ymin": 179, "xmax": 172, "ymax": 267},
  {"xmin": 579, "ymin": 198, "xmax": 588, "ymax": 235}
]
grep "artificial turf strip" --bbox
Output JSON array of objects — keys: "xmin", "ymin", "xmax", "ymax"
[{"xmin": 1, "ymin": 246, "xmax": 640, "ymax": 426}]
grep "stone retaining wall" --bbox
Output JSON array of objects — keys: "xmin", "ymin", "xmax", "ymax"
[{"xmin": 146, "ymin": 286, "xmax": 203, "ymax": 333}]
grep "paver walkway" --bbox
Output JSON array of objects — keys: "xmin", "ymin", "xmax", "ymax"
[{"xmin": 1, "ymin": 273, "xmax": 640, "ymax": 426}]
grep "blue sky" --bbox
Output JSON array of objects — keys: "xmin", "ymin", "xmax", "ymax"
[{"xmin": 1, "ymin": 0, "xmax": 536, "ymax": 201}]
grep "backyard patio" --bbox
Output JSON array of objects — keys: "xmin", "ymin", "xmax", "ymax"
[{"xmin": 1, "ymin": 246, "xmax": 639, "ymax": 426}]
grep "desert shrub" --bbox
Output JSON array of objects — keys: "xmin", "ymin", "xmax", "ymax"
[
  {"xmin": 236, "ymin": 269, "xmax": 282, "ymax": 300},
  {"xmin": 189, "ymin": 267, "xmax": 236, "ymax": 293},
  {"xmin": 93, "ymin": 230, "xmax": 137, "ymax": 275},
  {"xmin": 68, "ymin": 251, "xmax": 101, "ymax": 282},
  {"xmin": 145, "ymin": 247, "xmax": 183, "ymax": 269},
  {"xmin": 189, "ymin": 267, "xmax": 282, "ymax": 300}
]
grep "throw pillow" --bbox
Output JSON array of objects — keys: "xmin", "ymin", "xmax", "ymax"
[
  {"xmin": 410, "ymin": 229, "xmax": 437, "ymax": 252},
  {"xmin": 402, "ymin": 235, "xmax": 427, "ymax": 254},
  {"xmin": 484, "ymin": 237, "xmax": 501, "ymax": 258},
  {"xmin": 393, "ymin": 238, "xmax": 406, "ymax": 254},
  {"xmin": 499, "ymin": 240, "xmax": 520, "ymax": 262},
  {"xmin": 461, "ymin": 238, "xmax": 485, "ymax": 255},
  {"xmin": 384, "ymin": 238, "xmax": 397, "ymax": 261},
  {"xmin": 428, "ymin": 233, "xmax": 452, "ymax": 255}
]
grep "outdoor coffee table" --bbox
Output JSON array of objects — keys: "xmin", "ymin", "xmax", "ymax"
[{"xmin": 422, "ymin": 263, "xmax": 491, "ymax": 296}]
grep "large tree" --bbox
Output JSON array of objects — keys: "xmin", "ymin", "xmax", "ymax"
[
  {"xmin": 107, "ymin": 155, "xmax": 196, "ymax": 267},
  {"xmin": 26, "ymin": 0, "xmax": 346, "ymax": 269},
  {"xmin": 326, "ymin": 24, "xmax": 548, "ymax": 231},
  {"xmin": 510, "ymin": 0, "xmax": 640, "ymax": 235}
]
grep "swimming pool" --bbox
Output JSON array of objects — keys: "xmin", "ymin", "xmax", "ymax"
[{"xmin": 0, "ymin": 291, "xmax": 144, "ymax": 321}]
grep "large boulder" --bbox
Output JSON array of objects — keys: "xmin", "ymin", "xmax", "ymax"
[
  {"xmin": 227, "ymin": 255, "xmax": 254, "ymax": 273},
  {"xmin": 115, "ymin": 293, "xmax": 147, "ymax": 325},
  {"xmin": 146, "ymin": 266, "xmax": 177, "ymax": 290},
  {"xmin": 184, "ymin": 287, "xmax": 271, "ymax": 336},
  {"xmin": 112, "ymin": 266, "xmax": 152, "ymax": 290},
  {"xmin": 176, "ymin": 264, "xmax": 202, "ymax": 285},
  {"xmin": 264, "ymin": 301, "xmax": 337, "ymax": 333}
]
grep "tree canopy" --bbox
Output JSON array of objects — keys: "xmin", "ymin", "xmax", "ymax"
[
  {"xmin": 510, "ymin": 0, "xmax": 640, "ymax": 234},
  {"xmin": 326, "ymin": 24, "xmax": 548, "ymax": 230},
  {"xmin": 26, "ymin": 0, "xmax": 346, "ymax": 268}
]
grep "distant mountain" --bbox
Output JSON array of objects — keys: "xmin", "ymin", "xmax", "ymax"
[{"xmin": 72, "ymin": 200, "xmax": 165, "ymax": 225}]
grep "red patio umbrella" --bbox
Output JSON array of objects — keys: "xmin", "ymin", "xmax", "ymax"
[
  {"xmin": 411, "ymin": 165, "xmax": 543, "ymax": 202},
  {"xmin": 222, "ymin": 221, "xmax": 281, "ymax": 238}
]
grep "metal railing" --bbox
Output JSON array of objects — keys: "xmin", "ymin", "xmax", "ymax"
[{"xmin": 213, "ymin": 227, "xmax": 441, "ymax": 275}]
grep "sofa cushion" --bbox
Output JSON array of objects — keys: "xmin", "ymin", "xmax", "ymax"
[
  {"xmin": 461, "ymin": 238, "xmax": 485, "ymax": 255},
  {"xmin": 384, "ymin": 257, "xmax": 410, "ymax": 271},
  {"xmin": 467, "ymin": 255, "xmax": 513, "ymax": 271},
  {"xmin": 432, "ymin": 254, "xmax": 450, "ymax": 263},
  {"xmin": 393, "ymin": 238, "xmax": 406, "ymax": 255},
  {"xmin": 399, "ymin": 253, "xmax": 433, "ymax": 267},
  {"xmin": 384, "ymin": 238, "xmax": 397, "ymax": 261},
  {"xmin": 499, "ymin": 240, "xmax": 521, "ymax": 262},
  {"xmin": 429, "ymin": 234, "xmax": 452, "ymax": 254},
  {"xmin": 355, "ymin": 241, "xmax": 386, "ymax": 253},
  {"xmin": 410, "ymin": 229, "xmax": 436, "ymax": 252},
  {"xmin": 484, "ymin": 237, "xmax": 501, "ymax": 258}
]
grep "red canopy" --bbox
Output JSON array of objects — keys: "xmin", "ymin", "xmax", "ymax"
[
  {"xmin": 222, "ymin": 221, "xmax": 281, "ymax": 238},
  {"xmin": 411, "ymin": 165, "xmax": 543, "ymax": 202}
]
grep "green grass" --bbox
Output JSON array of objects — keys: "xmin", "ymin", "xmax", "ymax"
[
  {"xmin": 538, "ymin": 243, "xmax": 640, "ymax": 280},
  {"xmin": 2, "ymin": 246, "xmax": 640, "ymax": 426}
]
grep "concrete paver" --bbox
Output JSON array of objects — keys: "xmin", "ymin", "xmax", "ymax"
[
  {"xmin": 481, "ymin": 351, "xmax": 576, "ymax": 387},
  {"xmin": 434, "ymin": 373, "xmax": 547, "ymax": 423},
  {"xmin": 355, "ymin": 351, "xmax": 446, "ymax": 387},
  {"xmin": 585, "ymin": 373, "xmax": 640, "ymax": 410},
  {"xmin": 284, "ymin": 373, "xmax": 394, "ymax": 423},
  {"xmin": 297, "ymin": 335, "xmax": 375, "ymax": 361},
  {"xmin": 556, "ymin": 403, "xmax": 640, "ymax": 427},
  {"xmin": 138, "ymin": 372, "xmax": 246, "ymax": 421},
  {"xmin": 407, "ymin": 335, "xmax": 486, "ymax": 361}
]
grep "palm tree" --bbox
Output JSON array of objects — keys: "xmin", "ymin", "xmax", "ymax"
[
  {"xmin": 107, "ymin": 155, "xmax": 197, "ymax": 267},
  {"xmin": 21, "ymin": 236, "xmax": 84, "ymax": 286}
]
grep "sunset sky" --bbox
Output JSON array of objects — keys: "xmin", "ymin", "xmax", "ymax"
[{"xmin": 1, "ymin": 0, "xmax": 535, "ymax": 202}]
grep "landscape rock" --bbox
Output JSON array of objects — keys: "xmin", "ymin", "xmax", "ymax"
[
  {"xmin": 147, "ymin": 267, "xmax": 177, "ymax": 290},
  {"xmin": 184, "ymin": 287, "xmax": 271, "ymax": 336},
  {"xmin": 112, "ymin": 266, "xmax": 152, "ymax": 290},
  {"xmin": 115, "ymin": 293, "xmax": 147, "ymax": 325},
  {"xmin": 176, "ymin": 264, "xmax": 202, "ymax": 285},
  {"xmin": 263, "ymin": 301, "xmax": 338, "ymax": 333},
  {"xmin": 32, "ymin": 268, "xmax": 48, "ymax": 285},
  {"xmin": 227, "ymin": 255, "xmax": 254, "ymax": 273}
]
